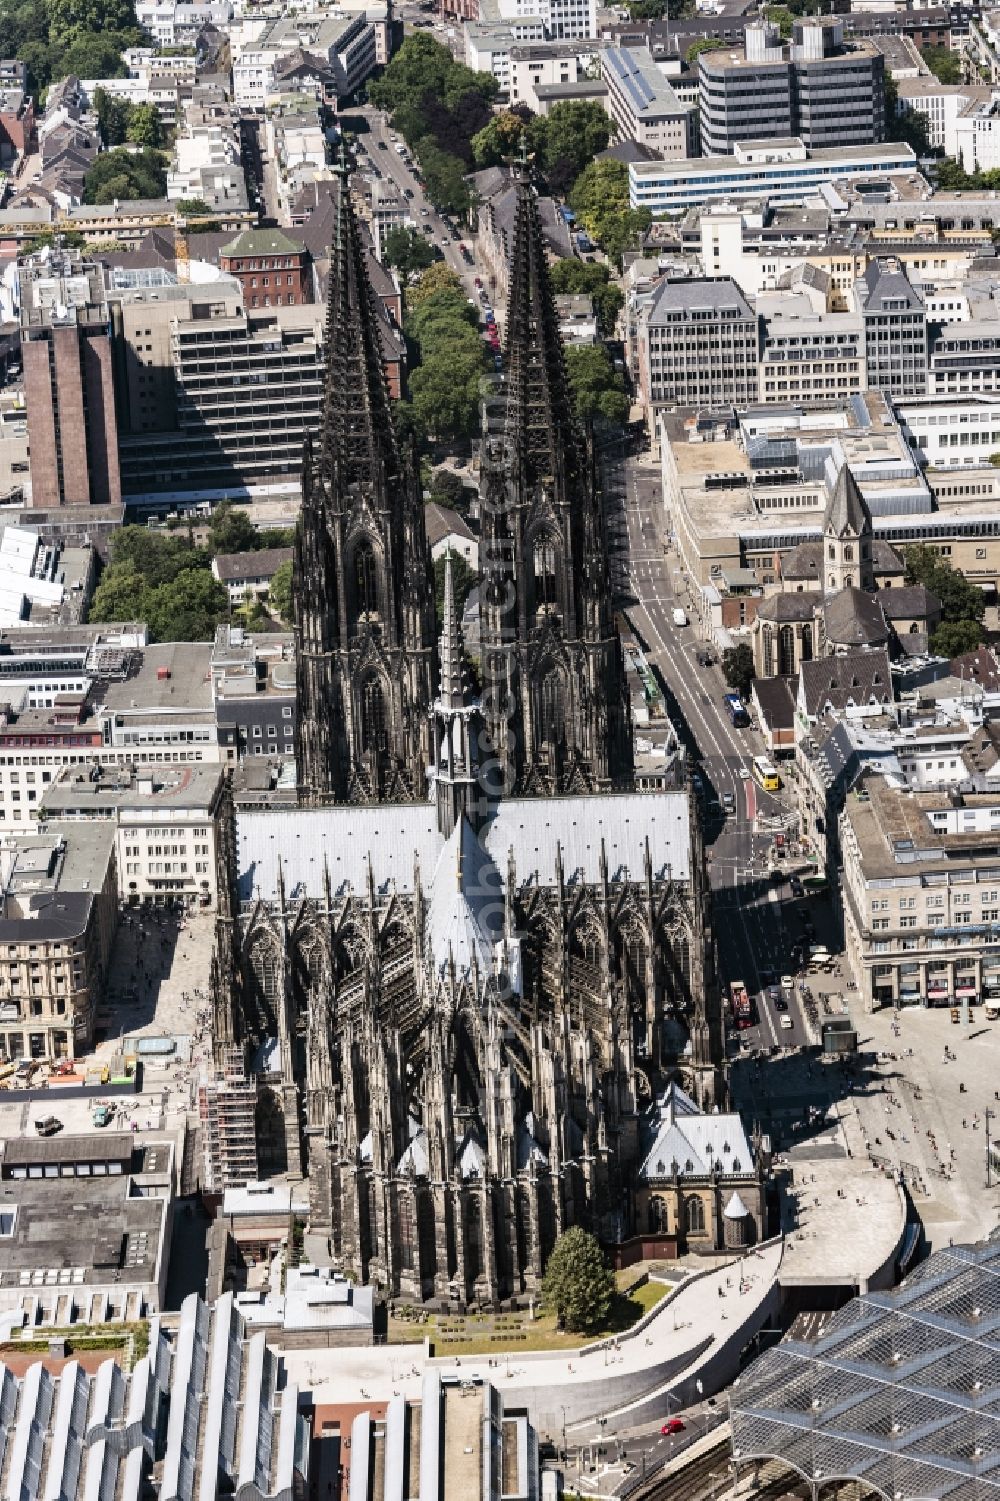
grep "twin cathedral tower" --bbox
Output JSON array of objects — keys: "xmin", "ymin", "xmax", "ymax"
[
  {"xmin": 213, "ymin": 157, "xmax": 721, "ymax": 1307},
  {"xmin": 293, "ymin": 151, "xmax": 633, "ymax": 812}
]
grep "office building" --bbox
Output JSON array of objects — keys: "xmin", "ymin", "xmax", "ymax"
[
  {"xmin": 854, "ymin": 257, "xmax": 928, "ymax": 399},
  {"xmin": 20, "ymin": 262, "xmax": 121, "ymax": 509},
  {"xmin": 628, "ymin": 138, "xmax": 916, "ymax": 216},
  {"xmin": 233, "ymin": 12, "xmax": 377, "ymax": 108},
  {"xmin": 759, "ymin": 310, "xmax": 866, "ymax": 405},
  {"xmin": 496, "ymin": 0, "xmax": 597, "ymax": 41},
  {"xmin": 0, "ymin": 1134, "xmax": 174, "ymax": 1319},
  {"xmin": 841, "ymin": 772, "xmax": 1000, "ymax": 1011},
  {"xmin": 116, "ymin": 291, "xmax": 325, "ymax": 495},
  {"xmin": 39, "ymin": 761, "xmax": 225, "ymax": 908},
  {"xmin": 638, "ymin": 277, "xmax": 759, "ymax": 426},
  {"xmin": 0, "ymin": 821, "xmax": 118, "ymax": 1061},
  {"xmin": 602, "ymin": 45, "xmax": 697, "ymax": 157},
  {"xmin": 698, "ymin": 18, "xmax": 885, "ymax": 156},
  {"xmin": 219, "ymin": 226, "xmax": 313, "ymax": 309},
  {"xmin": 211, "ymin": 623, "xmax": 297, "ymax": 763}
]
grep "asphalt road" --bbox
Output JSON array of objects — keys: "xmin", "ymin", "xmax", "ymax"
[
  {"xmin": 610, "ymin": 451, "xmax": 820, "ymax": 1057},
  {"xmin": 353, "ymin": 107, "xmax": 500, "ymax": 311}
]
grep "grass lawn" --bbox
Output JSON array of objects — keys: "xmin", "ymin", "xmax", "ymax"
[{"xmin": 388, "ymin": 1278, "xmax": 670, "ymax": 1355}]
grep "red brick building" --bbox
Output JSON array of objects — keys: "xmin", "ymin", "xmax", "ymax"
[
  {"xmin": 219, "ymin": 227, "xmax": 313, "ymax": 310},
  {"xmin": 20, "ymin": 266, "xmax": 121, "ymax": 509}
]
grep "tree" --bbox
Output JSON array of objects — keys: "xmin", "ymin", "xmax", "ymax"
[
  {"xmin": 108, "ymin": 525, "xmax": 208, "ymax": 586},
  {"xmin": 433, "ymin": 551, "xmax": 476, "ymax": 625},
  {"xmin": 764, "ymin": 6, "xmax": 794, "ymax": 39},
  {"xmin": 144, "ymin": 567, "xmax": 229, "ymax": 642},
  {"xmin": 541, "ymin": 1227, "xmax": 615, "ymax": 1333},
  {"xmin": 84, "ymin": 147, "xmax": 167, "ymax": 204},
  {"xmin": 208, "ymin": 501, "xmax": 259, "ymax": 555},
  {"xmin": 921, "ymin": 44, "xmax": 961, "ymax": 84},
  {"xmin": 94, "ymin": 87, "xmax": 132, "ymax": 147},
  {"xmin": 685, "ymin": 37, "xmax": 729, "ymax": 63},
  {"xmin": 88, "ymin": 565, "xmax": 151, "ymax": 626},
  {"xmin": 903, "ymin": 545, "xmax": 986, "ymax": 627},
  {"xmin": 569, "ymin": 158, "xmax": 651, "ymax": 269},
  {"xmin": 407, "ymin": 262, "xmax": 465, "ymax": 310},
  {"xmin": 564, "ymin": 345, "xmax": 629, "ymax": 427},
  {"xmin": 530, "ymin": 100, "xmax": 611, "ymax": 195},
  {"xmin": 931, "ymin": 619, "xmax": 984, "ymax": 657},
  {"xmin": 176, "ymin": 197, "xmax": 213, "ymax": 216},
  {"xmin": 268, "ymin": 559, "xmax": 294, "ymax": 624},
  {"xmin": 48, "ymin": 0, "xmax": 137, "ymax": 40},
  {"xmin": 548, "ymin": 259, "xmax": 623, "ymax": 338},
  {"xmin": 416, "ymin": 137, "xmax": 472, "ymax": 216},
  {"xmin": 61, "ymin": 31, "xmax": 131, "ymax": 77},
  {"xmin": 429, "ymin": 467, "xmax": 470, "ymax": 511},
  {"xmin": 126, "ymin": 103, "xmax": 163, "ymax": 149},
  {"xmin": 410, "ymin": 347, "xmax": 486, "ymax": 441},
  {"xmin": 384, "ymin": 225, "xmax": 436, "ymax": 279},
  {"xmin": 722, "ymin": 642, "xmax": 756, "ymax": 700},
  {"xmin": 471, "ymin": 108, "xmax": 530, "ymax": 169}
]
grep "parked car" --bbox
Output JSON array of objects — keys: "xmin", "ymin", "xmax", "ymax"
[{"xmin": 789, "ymin": 874, "xmax": 804, "ymax": 896}]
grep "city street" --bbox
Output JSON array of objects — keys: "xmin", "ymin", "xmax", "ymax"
[
  {"xmin": 353, "ymin": 107, "xmax": 496, "ymax": 305},
  {"xmin": 610, "ymin": 451, "xmax": 824, "ymax": 1055}
]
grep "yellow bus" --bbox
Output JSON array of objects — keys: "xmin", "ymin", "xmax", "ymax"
[{"xmin": 752, "ymin": 756, "xmax": 781, "ymax": 792}]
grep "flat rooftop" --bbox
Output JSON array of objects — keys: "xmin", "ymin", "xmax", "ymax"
[
  {"xmin": 40, "ymin": 762, "xmax": 224, "ymax": 816},
  {"xmin": 0, "ymin": 1148, "xmax": 168, "ymax": 1290},
  {"xmin": 101, "ymin": 642, "xmax": 215, "ymax": 713},
  {"xmin": 844, "ymin": 774, "xmax": 1000, "ymax": 879}
]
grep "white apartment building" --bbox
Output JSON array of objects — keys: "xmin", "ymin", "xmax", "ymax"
[
  {"xmin": 955, "ymin": 90, "xmax": 1000, "ymax": 173},
  {"xmin": 39, "ymin": 763, "xmax": 225, "ymax": 908},
  {"xmin": 927, "ymin": 322, "xmax": 1000, "ymax": 397},
  {"xmin": 232, "ymin": 13, "xmax": 376, "ymax": 109},
  {"xmin": 894, "ymin": 77, "xmax": 989, "ymax": 158},
  {"xmin": 508, "ymin": 44, "xmax": 584, "ymax": 108},
  {"xmin": 496, "ymin": 0, "xmax": 596, "ymax": 41},
  {"xmin": 896, "ymin": 395, "xmax": 1000, "ymax": 469},
  {"xmin": 601, "ymin": 45, "xmax": 696, "ymax": 157},
  {"xmin": 134, "ymin": 0, "xmax": 231, "ymax": 47}
]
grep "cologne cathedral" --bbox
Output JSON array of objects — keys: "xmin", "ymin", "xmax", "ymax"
[{"xmin": 211, "ymin": 158, "xmax": 725, "ymax": 1307}]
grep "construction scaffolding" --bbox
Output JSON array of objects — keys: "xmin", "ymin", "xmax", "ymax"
[{"xmin": 198, "ymin": 1043, "xmax": 258, "ymax": 1193}]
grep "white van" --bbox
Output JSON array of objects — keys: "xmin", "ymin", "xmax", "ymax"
[{"xmin": 672, "ymin": 607, "xmax": 688, "ymax": 627}]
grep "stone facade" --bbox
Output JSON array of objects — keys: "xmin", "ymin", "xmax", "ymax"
[{"xmin": 211, "ymin": 166, "xmax": 723, "ymax": 1309}]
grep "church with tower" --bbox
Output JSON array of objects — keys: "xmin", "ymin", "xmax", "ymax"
[
  {"xmin": 752, "ymin": 462, "xmax": 943, "ymax": 679},
  {"xmin": 210, "ymin": 159, "xmax": 734, "ymax": 1308}
]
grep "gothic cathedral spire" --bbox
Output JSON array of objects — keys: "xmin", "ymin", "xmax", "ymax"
[
  {"xmin": 294, "ymin": 160, "xmax": 436, "ymax": 805},
  {"xmin": 478, "ymin": 146, "xmax": 633, "ymax": 797}
]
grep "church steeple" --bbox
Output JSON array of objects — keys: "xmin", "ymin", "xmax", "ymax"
[
  {"xmin": 315, "ymin": 149, "xmax": 399, "ymax": 498},
  {"xmin": 504, "ymin": 143, "xmax": 580, "ymax": 493},
  {"xmin": 477, "ymin": 144, "xmax": 633, "ymax": 798},
  {"xmin": 433, "ymin": 553, "xmax": 479, "ymax": 837},
  {"xmin": 823, "ymin": 460, "xmax": 874, "ymax": 595},
  {"xmin": 294, "ymin": 159, "xmax": 436, "ymax": 806}
]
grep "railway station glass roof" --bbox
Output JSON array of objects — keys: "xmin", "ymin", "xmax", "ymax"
[{"xmin": 730, "ymin": 1233, "xmax": 1000, "ymax": 1501}]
